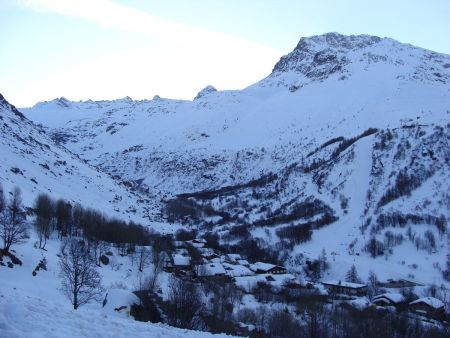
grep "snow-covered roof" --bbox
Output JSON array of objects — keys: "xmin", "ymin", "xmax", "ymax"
[
  {"xmin": 209, "ymin": 257, "xmax": 221, "ymax": 263},
  {"xmin": 373, "ymin": 293, "xmax": 405, "ymax": 304},
  {"xmin": 199, "ymin": 248, "xmax": 216, "ymax": 257},
  {"xmin": 322, "ymin": 280, "xmax": 367, "ymax": 289},
  {"xmin": 234, "ymin": 275, "xmax": 268, "ymax": 292},
  {"xmin": 227, "ymin": 254, "xmax": 242, "ymax": 262},
  {"xmin": 250, "ymin": 262, "xmax": 284, "ymax": 272},
  {"xmin": 268, "ymin": 273, "xmax": 296, "ymax": 286},
  {"xmin": 237, "ymin": 259, "xmax": 249, "ymax": 266},
  {"xmin": 234, "ymin": 273, "xmax": 296, "ymax": 292},
  {"xmin": 173, "ymin": 254, "xmax": 190, "ymax": 266},
  {"xmin": 222, "ymin": 263, "xmax": 254, "ymax": 277},
  {"xmin": 198, "ymin": 262, "xmax": 226, "ymax": 276},
  {"xmin": 410, "ymin": 297, "xmax": 444, "ymax": 309},
  {"xmin": 187, "ymin": 239, "xmax": 206, "ymax": 248}
]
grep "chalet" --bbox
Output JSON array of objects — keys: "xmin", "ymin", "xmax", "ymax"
[
  {"xmin": 233, "ymin": 273, "xmax": 296, "ymax": 293},
  {"xmin": 197, "ymin": 262, "xmax": 228, "ymax": 280},
  {"xmin": 409, "ymin": 297, "xmax": 445, "ymax": 318},
  {"xmin": 199, "ymin": 248, "xmax": 219, "ymax": 260},
  {"xmin": 372, "ymin": 293, "xmax": 405, "ymax": 307},
  {"xmin": 222, "ymin": 262, "xmax": 255, "ymax": 277},
  {"xmin": 226, "ymin": 254, "xmax": 243, "ymax": 264},
  {"xmin": 322, "ymin": 280, "xmax": 367, "ymax": 297},
  {"xmin": 237, "ymin": 259, "xmax": 250, "ymax": 267},
  {"xmin": 172, "ymin": 254, "xmax": 190, "ymax": 270},
  {"xmin": 234, "ymin": 275, "xmax": 270, "ymax": 293},
  {"xmin": 380, "ymin": 278, "xmax": 422, "ymax": 288},
  {"xmin": 250, "ymin": 262, "xmax": 287, "ymax": 275}
]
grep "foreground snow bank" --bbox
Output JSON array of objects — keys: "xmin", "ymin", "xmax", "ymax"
[{"xmin": 0, "ymin": 291, "xmax": 234, "ymax": 338}]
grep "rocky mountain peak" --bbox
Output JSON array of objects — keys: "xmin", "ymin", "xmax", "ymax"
[
  {"xmin": 0, "ymin": 93, "xmax": 26, "ymax": 120},
  {"xmin": 54, "ymin": 96, "xmax": 72, "ymax": 108},
  {"xmin": 271, "ymin": 33, "xmax": 383, "ymax": 78},
  {"xmin": 194, "ymin": 85, "xmax": 217, "ymax": 100},
  {"xmin": 295, "ymin": 32, "xmax": 382, "ymax": 52},
  {"xmin": 268, "ymin": 32, "xmax": 450, "ymax": 88}
]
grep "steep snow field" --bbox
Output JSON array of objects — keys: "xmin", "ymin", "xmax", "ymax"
[{"xmin": 0, "ymin": 93, "xmax": 168, "ymax": 226}]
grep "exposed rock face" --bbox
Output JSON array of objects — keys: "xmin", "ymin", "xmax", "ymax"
[
  {"xmin": 272, "ymin": 33, "xmax": 382, "ymax": 79},
  {"xmin": 194, "ymin": 85, "xmax": 217, "ymax": 100},
  {"xmin": 0, "ymin": 93, "xmax": 26, "ymax": 119}
]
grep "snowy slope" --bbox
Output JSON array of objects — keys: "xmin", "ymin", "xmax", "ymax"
[
  {"xmin": 0, "ymin": 93, "xmax": 159, "ymax": 223},
  {"xmin": 0, "ymin": 232, "xmax": 235, "ymax": 338},
  {"xmin": 21, "ymin": 34, "xmax": 450, "ymax": 194},
  {"xmin": 19, "ymin": 33, "xmax": 450, "ymax": 285}
]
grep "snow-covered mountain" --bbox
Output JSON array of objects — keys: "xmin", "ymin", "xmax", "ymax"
[
  {"xmin": 0, "ymin": 93, "xmax": 159, "ymax": 224},
  {"xmin": 19, "ymin": 33, "xmax": 450, "ymax": 285}
]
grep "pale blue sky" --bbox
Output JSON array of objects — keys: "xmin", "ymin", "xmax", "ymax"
[{"xmin": 1, "ymin": 0, "xmax": 449, "ymax": 106}]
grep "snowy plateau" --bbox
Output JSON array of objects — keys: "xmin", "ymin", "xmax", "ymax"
[{"xmin": 1, "ymin": 33, "xmax": 450, "ymax": 336}]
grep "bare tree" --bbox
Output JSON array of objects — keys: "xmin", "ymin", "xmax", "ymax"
[
  {"xmin": 34, "ymin": 193, "xmax": 54, "ymax": 249},
  {"xmin": 0, "ymin": 187, "xmax": 28, "ymax": 252},
  {"xmin": 55, "ymin": 198, "xmax": 72, "ymax": 238},
  {"xmin": 135, "ymin": 246, "xmax": 152, "ymax": 272},
  {"xmin": 267, "ymin": 308, "xmax": 302, "ymax": 338},
  {"xmin": 167, "ymin": 275, "xmax": 203, "ymax": 329},
  {"xmin": 147, "ymin": 248, "xmax": 165, "ymax": 290},
  {"xmin": 210, "ymin": 282, "xmax": 242, "ymax": 321},
  {"xmin": 59, "ymin": 239, "xmax": 103, "ymax": 309},
  {"xmin": 186, "ymin": 244, "xmax": 203, "ymax": 276},
  {"xmin": 367, "ymin": 270, "xmax": 380, "ymax": 300}
]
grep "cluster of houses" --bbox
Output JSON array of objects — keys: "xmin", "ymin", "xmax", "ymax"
[
  {"xmin": 163, "ymin": 239, "xmax": 296, "ymax": 291},
  {"xmin": 321, "ymin": 280, "xmax": 446, "ymax": 319},
  {"xmin": 162, "ymin": 239, "xmax": 446, "ymax": 321}
]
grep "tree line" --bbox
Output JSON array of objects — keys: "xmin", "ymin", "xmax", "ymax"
[{"xmin": 33, "ymin": 192, "xmax": 152, "ymax": 252}]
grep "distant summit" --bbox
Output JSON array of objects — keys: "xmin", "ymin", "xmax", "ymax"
[
  {"xmin": 260, "ymin": 32, "xmax": 450, "ymax": 92},
  {"xmin": 52, "ymin": 97, "xmax": 72, "ymax": 108},
  {"xmin": 194, "ymin": 85, "xmax": 217, "ymax": 100},
  {"xmin": 272, "ymin": 33, "xmax": 383, "ymax": 77}
]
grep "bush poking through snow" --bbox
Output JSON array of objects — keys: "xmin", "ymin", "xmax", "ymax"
[{"xmin": 32, "ymin": 257, "xmax": 47, "ymax": 276}]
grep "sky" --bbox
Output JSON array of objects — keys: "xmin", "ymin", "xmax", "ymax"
[{"xmin": 1, "ymin": 0, "xmax": 449, "ymax": 107}]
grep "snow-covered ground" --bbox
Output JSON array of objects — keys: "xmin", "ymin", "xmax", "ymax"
[{"xmin": 0, "ymin": 232, "xmax": 235, "ymax": 338}]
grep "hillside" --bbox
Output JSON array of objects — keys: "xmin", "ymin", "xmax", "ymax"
[
  {"xmin": 19, "ymin": 33, "xmax": 450, "ymax": 286},
  {"xmin": 0, "ymin": 93, "xmax": 160, "ymax": 224}
]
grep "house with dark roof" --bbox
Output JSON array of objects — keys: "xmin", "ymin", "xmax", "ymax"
[
  {"xmin": 409, "ymin": 297, "xmax": 445, "ymax": 318},
  {"xmin": 372, "ymin": 293, "xmax": 405, "ymax": 307},
  {"xmin": 250, "ymin": 262, "xmax": 287, "ymax": 275}
]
